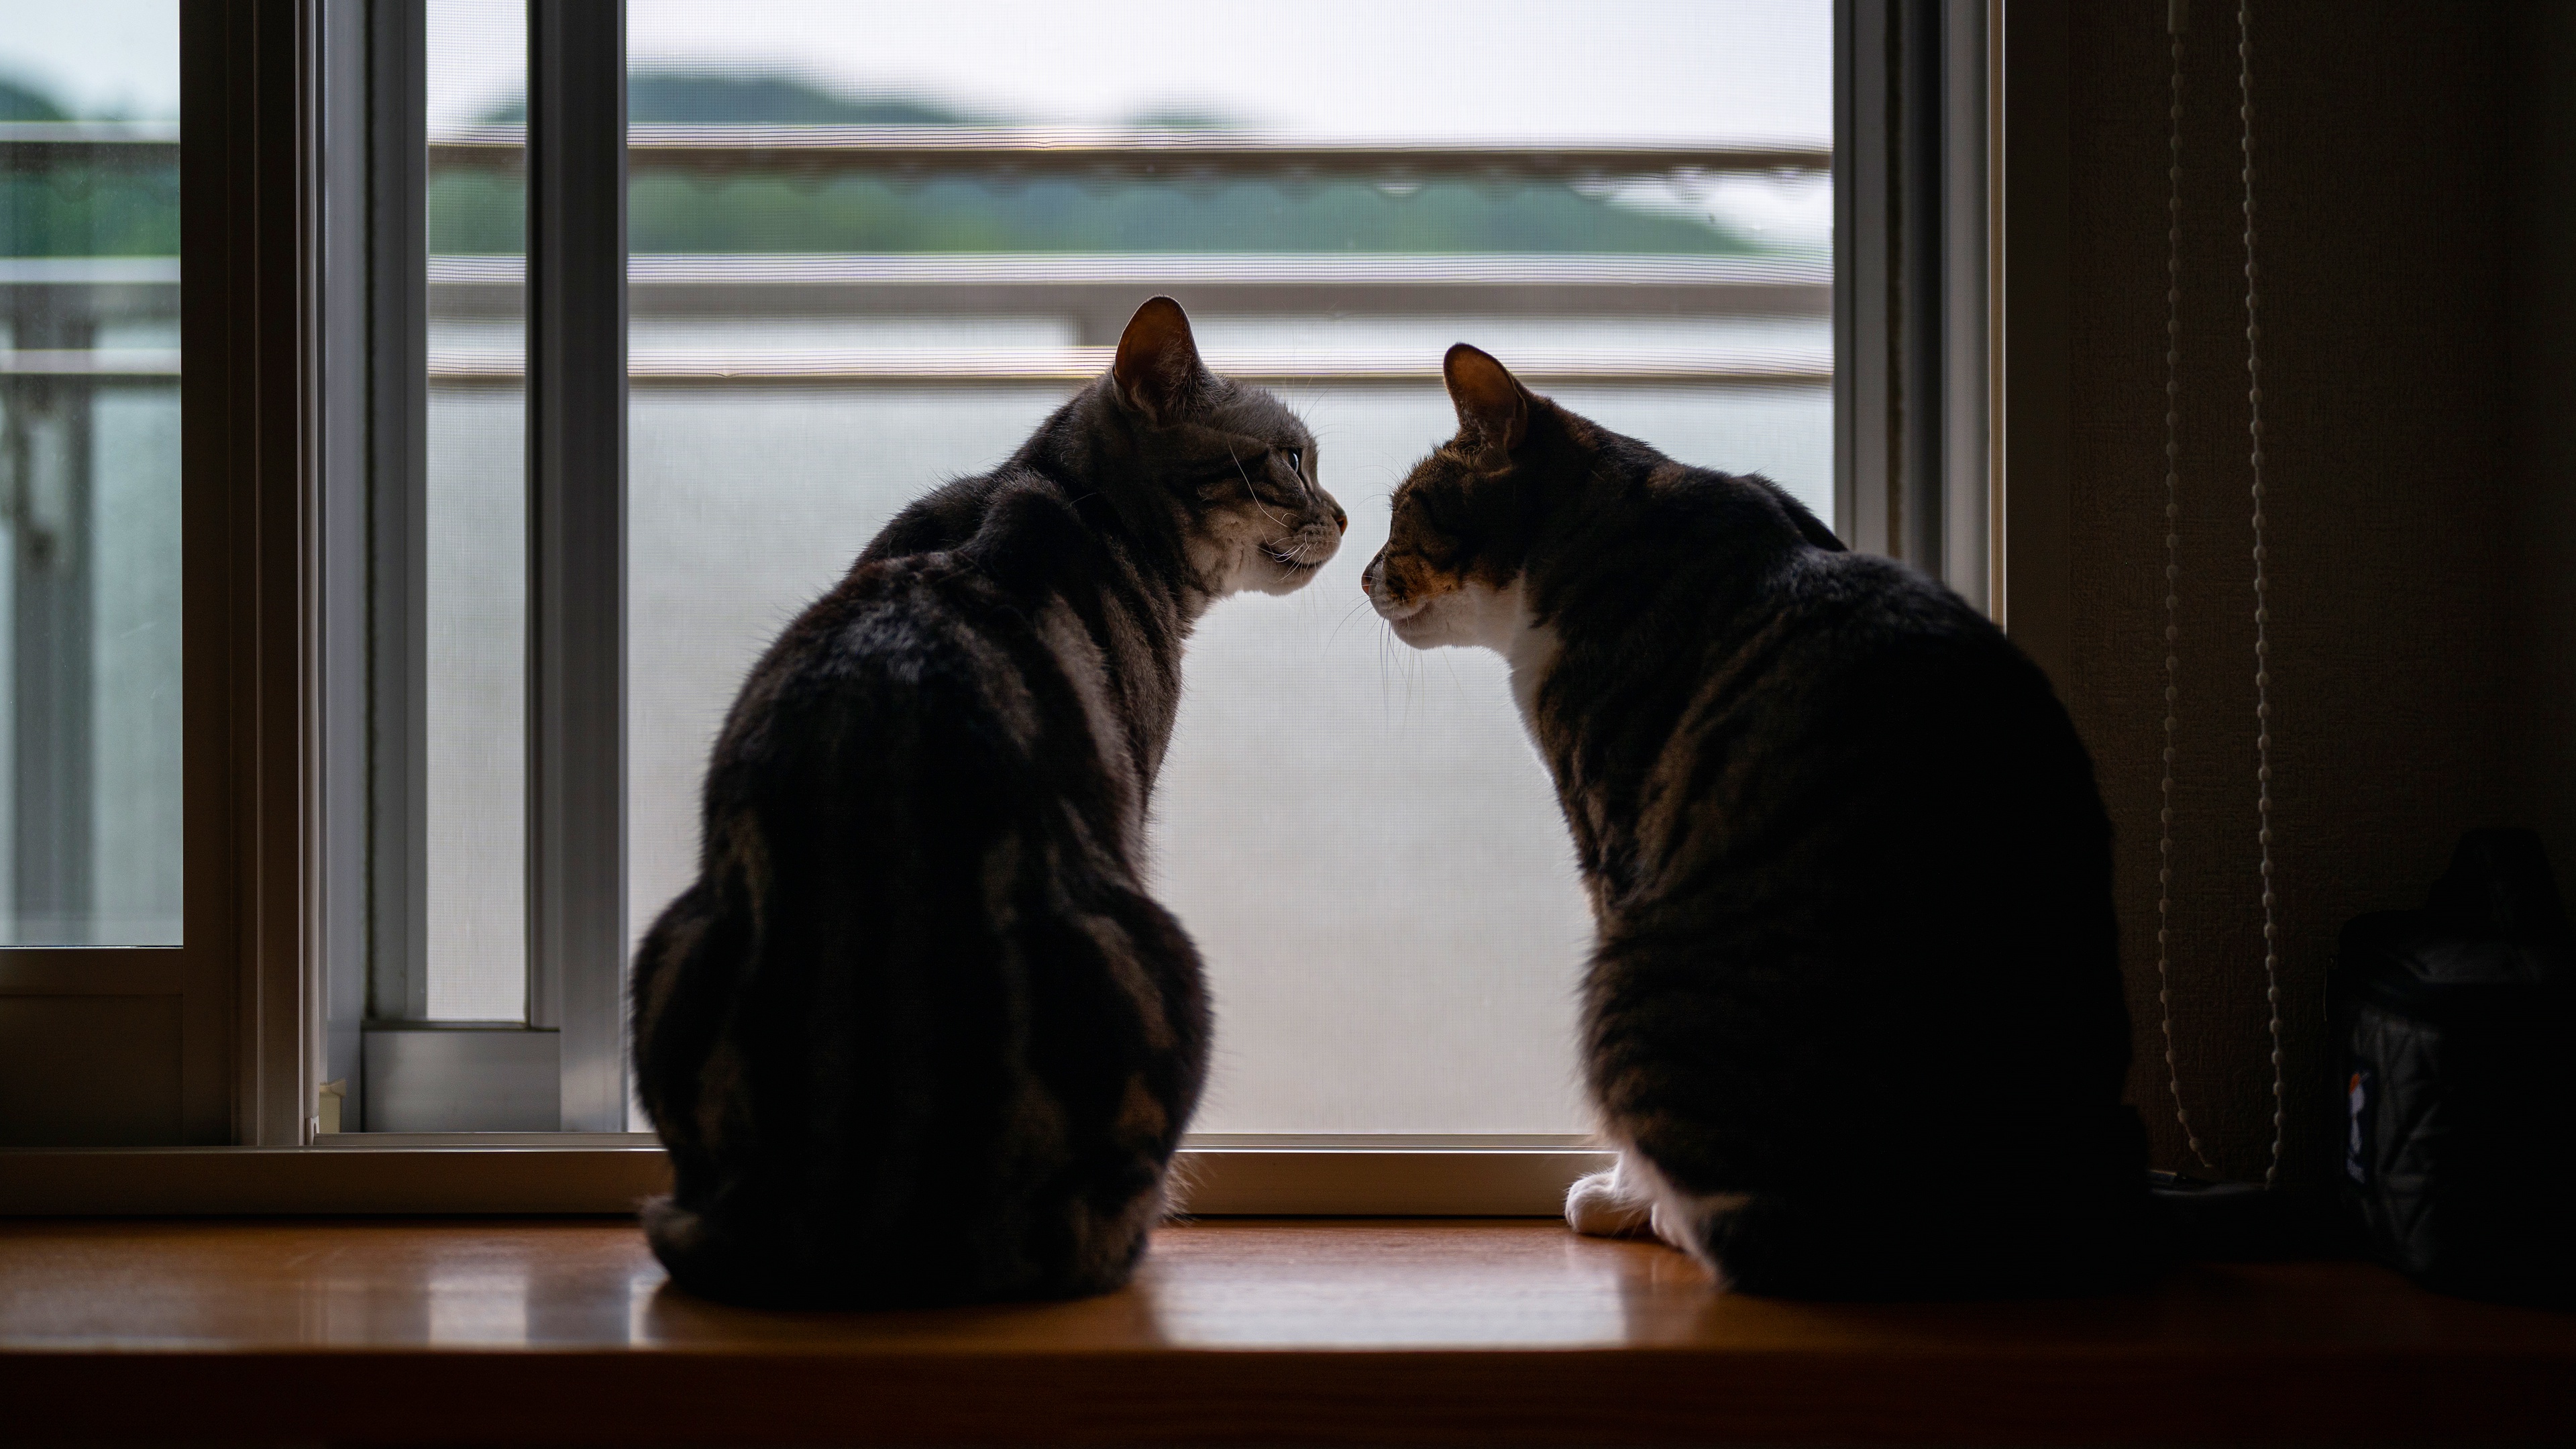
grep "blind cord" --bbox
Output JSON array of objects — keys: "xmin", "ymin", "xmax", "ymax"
[{"xmin": 2152, "ymin": 0, "xmax": 2287, "ymax": 1188}]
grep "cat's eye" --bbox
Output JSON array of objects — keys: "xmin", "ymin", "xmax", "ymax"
[{"xmin": 1419, "ymin": 494, "xmax": 1470, "ymax": 537}]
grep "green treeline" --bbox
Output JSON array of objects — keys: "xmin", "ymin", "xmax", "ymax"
[
  {"xmin": 2, "ymin": 76, "xmax": 179, "ymax": 255},
  {"xmin": 433, "ymin": 170, "xmax": 1754, "ymax": 256},
  {"xmin": 444, "ymin": 70, "xmax": 1758, "ymax": 256},
  {"xmin": 3, "ymin": 70, "xmax": 1758, "ymax": 258},
  {"xmin": 1, "ymin": 168, "xmax": 181, "ymax": 256}
]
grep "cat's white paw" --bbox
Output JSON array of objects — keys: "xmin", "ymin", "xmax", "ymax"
[
  {"xmin": 1565, "ymin": 1167, "xmax": 1656, "ymax": 1238},
  {"xmin": 1647, "ymin": 1195, "xmax": 1704, "ymax": 1256}
]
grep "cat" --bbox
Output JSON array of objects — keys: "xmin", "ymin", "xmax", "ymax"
[
  {"xmin": 1363, "ymin": 344, "xmax": 2153, "ymax": 1299},
  {"xmin": 631, "ymin": 297, "xmax": 1345, "ymax": 1307}
]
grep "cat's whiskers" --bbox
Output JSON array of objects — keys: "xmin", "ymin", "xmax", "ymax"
[
  {"xmin": 1326, "ymin": 595, "xmax": 1377, "ymax": 648},
  {"xmin": 1375, "ymin": 621, "xmax": 1396, "ymax": 721},
  {"xmin": 1227, "ymin": 446, "xmax": 1291, "ymax": 530}
]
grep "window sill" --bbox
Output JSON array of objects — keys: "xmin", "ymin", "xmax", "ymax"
[
  {"xmin": 2, "ymin": 1218, "xmax": 2571, "ymax": 1444},
  {"xmin": 0, "ymin": 1138, "xmax": 1613, "ymax": 1214}
]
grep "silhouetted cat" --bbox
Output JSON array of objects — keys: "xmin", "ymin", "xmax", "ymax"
[
  {"xmin": 633, "ymin": 298, "xmax": 1346, "ymax": 1307},
  {"xmin": 1364, "ymin": 345, "xmax": 2151, "ymax": 1298}
]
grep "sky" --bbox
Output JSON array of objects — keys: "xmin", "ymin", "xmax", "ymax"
[
  {"xmin": 434, "ymin": 0, "xmax": 1831, "ymax": 140},
  {"xmin": 0, "ymin": 1, "xmax": 179, "ymax": 120},
  {"xmin": 0, "ymin": 0, "xmax": 1829, "ymax": 140}
]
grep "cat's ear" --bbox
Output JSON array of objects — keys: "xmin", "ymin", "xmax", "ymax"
[
  {"xmin": 1779, "ymin": 492, "xmax": 1847, "ymax": 551},
  {"xmin": 1443, "ymin": 343, "xmax": 1530, "ymax": 462},
  {"xmin": 1113, "ymin": 295, "xmax": 1207, "ymax": 426}
]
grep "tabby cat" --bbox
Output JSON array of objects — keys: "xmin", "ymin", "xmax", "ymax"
[
  {"xmin": 1364, "ymin": 345, "xmax": 2152, "ymax": 1298},
  {"xmin": 631, "ymin": 297, "xmax": 1345, "ymax": 1307}
]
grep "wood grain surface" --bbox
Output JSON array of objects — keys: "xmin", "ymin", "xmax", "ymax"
[{"xmin": 1, "ymin": 1218, "xmax": 2569, "ymax": 1444}]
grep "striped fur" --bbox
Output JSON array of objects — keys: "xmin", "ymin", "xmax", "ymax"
[
  {"xmin": 632, "ymin": 299, "xmax": 1344, "ymax": 1307},
  {"xmin": 1365, "ymin": 345, "xmax": 2152, "ymax": 1299}
]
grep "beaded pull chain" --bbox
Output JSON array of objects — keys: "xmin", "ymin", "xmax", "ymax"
[
  {"xmin": 2239, "ymin": 0, "xmax": 2285, "ymax": 1191},
  {"xmin": 2154, "ymin": 0, "xmax": 2216, "ymax": 1173},
  {"xmin": 2153, "ymin": 0, "xmax": 2286, "ymax": 1189}
]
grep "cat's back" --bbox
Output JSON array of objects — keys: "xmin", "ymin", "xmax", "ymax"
[
  {"xmin": 1567, "ymin": 471, "xmax": 2115, "ymax": 1029},
  {"xmin": 1646, "ymin": 523, "xmax": 2106, "ymax": 904},
  {"xmin": 1760, "ymin": 544, "xmax": 2078, "ymax": 767},
  {"xmin": 1568, "ymin": 475, "xmax": 2080, "ymax": 807},
  {"xmin": 1614, "ymin": 473, "xmax": 2124, "ymax": 1067},
  {"xmin": 706, "ymin": 470, "xmax": 1094, "ymax": 805}
]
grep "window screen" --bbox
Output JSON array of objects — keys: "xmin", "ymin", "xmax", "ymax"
[
  {"xmin": 612, "ymin": 1, "xmax": 1831, "ymax": 1134},
  {"xmin": 424, "ymin": 0, "xmax": 528, "ymax": 1018},
  {"xmin": 0, "ymin": 0, "xmax": 182, "ymax": 946}
]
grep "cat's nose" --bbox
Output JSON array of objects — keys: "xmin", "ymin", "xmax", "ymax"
[{"xmin": 1332, "ymin": 504, "xmax": 1348, "ymax": 534}]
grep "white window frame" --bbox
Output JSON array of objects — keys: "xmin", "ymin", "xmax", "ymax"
[{"xmin": 3, "ymin": 0, "xmax": 2072, "ymax": 1216}]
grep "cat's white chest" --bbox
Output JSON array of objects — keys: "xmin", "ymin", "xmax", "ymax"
[{"xmin": 1495, "ymin": 582, "xmax": 1560, "ymax": 743}]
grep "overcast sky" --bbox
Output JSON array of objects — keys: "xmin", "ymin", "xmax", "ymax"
[
  {"xmin": 0, "ymin": 1, "xmax": 178, "ymax": 119},
  {"xmin": 0, "ymin": 1, "xmax": 1827, "ymax": 141},
  {"xmin": 444, "ymin": 0, "xmax": 1831, "ymax": 140}
]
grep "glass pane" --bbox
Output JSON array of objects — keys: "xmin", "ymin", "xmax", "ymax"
[
  {"xmin": 621, "ymin": 1, "xmax": 1832, "ymax": 1131},
  {"xmin": 423, "ymin": 0, "xmax": 527, "ymax": 1017},
  {"xmin": 0, "ymin": 0, "xmax": 183, "ymax": 945}
]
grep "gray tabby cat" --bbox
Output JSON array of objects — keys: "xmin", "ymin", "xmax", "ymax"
[
  {"xmin": 631, "ymin": 298, "xmax": 1345, "ymax": 1307},
  {"xmin": 1365, "ymin": 345, "xmax": 2151, "ymax": 1299}
]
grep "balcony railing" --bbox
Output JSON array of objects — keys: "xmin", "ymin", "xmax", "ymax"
[
  {"xmin": 7, "ymin": 125, "xmax": 1832, "ymax": 384},
  {"xmin": 5, "ymin": 253, "xmax": 1833, "ymax": 385},
  {"xmin": 427, "ymin": 123, "xmax": 1832, "ymax": 182},
  {"xmin": 6, "ymin": 120, "xmax": 1832, "ymax": 177}
]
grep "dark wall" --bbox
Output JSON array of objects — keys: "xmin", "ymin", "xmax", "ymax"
[
  {"xmin": 2059, "ymin": 0, "xmax": 2533, "ymax": 1185},
  {"xmin": 2510, "ymin": 3, "xmax": 2576, "ymax": 890}
]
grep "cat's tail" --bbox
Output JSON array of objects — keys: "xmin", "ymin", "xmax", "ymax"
[
  {"xmin": 639, "ymin": 1185, "xmax": 1164, "ymax": 1309},
  {"xmin": 1697, "ymin": 1109, "xmax": 2161, "ymax": 1299},
  {"xmin": 641, "ymin": 1190, "xmax": 964, "ymax": 1309},
  {"xmin": 641, "ymin": 1174, "xmax": 1165, "ymax": 1309},
  {"xmin": 639, "ymin": 1192, "xmax": 830, "ymax": 1308}
]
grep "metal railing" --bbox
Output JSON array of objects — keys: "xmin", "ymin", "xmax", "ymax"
[
  {"xmin": 5, "ymin": 251, "xmax": 1834, "ymax": 384},
  {"xmin": 7, "ymin": 126, "xmax": 1833, "ymax": 387},
  {"xmin": 435, "ymin": 251, "xmax": 1830, "ymax": 333},
  {"xmin": 430, "ymin": 123, "xmax": 1833, "ymax": 181},
  {"xmin": 3, "ymin": 120, "xmax": 1833, "ymax": 178}
]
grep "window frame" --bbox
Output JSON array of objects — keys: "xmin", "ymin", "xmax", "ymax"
[
  {"xmin": 0, "ymin": 0, "xmax": 312, "ymax": 1151},
  {"xmin": 359, "ymin": 2, "xmax": 1848, "ymax": 1140},
  {"xmin": 1, "ymin": 0, "xmax": 2073, "ymax": 1214}
]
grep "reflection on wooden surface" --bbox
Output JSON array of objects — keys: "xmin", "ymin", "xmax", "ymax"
[{"xmin": 1, "ymin": 1218, "xmax": 2571, "ymax": 1443}]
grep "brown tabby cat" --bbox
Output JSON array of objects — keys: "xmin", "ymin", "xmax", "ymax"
[
  {"xmin": 1364, "ymin": 345, "xmax": 2152, "ymax": 1298},
  {"xmin": 631, "ymin": 298, "xmax": 1345, "ymax": 1307}
]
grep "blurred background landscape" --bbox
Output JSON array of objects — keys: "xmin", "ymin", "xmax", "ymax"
[{"xmin": 3, "ymin": 0, "xmax": 1830, "ymax": 1134}]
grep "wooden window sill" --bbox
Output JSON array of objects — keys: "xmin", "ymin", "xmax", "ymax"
[
  {"xmin": 1, "ymin": 1218, "xmax": 2569, "ymax": 1444},
  {"xmin": 0, "ymin": 1139, "xmax": 1611, "ymax": 1214}
]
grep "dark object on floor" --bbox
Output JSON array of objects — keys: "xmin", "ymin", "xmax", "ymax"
[
  {"xmin": 2151, "ymin": 1172, "xmax": 2292, "ymax": 1260},
  {"xmin": 2334, "ymin": 828, "xmax": 2576, "ymax": 1307},
  {"xmin": 2147, "ymin": 1171, "xmax": 2360, "ymax": 1263}
]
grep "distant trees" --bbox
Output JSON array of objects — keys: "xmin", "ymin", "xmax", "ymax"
[
  {"xmin": 1, "ymin": 69, "xmax": 1760, "ymax": 259},
  {"xmin": 2, "ymin": 76, "xmax": 66, "ymax": 120},
  {"xmin": 433, "ymin": 70, "xmax": 1759, "ymax": 256},
  {"xmin": 3, "ymin": 76, "xmax": 179, "ymax": 257}
]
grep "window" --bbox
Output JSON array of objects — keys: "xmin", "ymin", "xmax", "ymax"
[
  {"xmin": 617, "ymin": 3, "xmax": 1834, "ymax": 1141},
  {"xmin": 0, "ymin": 0, "xmax": 235, "ymax": 1149},
  {"xmin": 0, "ymin": 7, "xmax": 183, "ymax": 947},
  {"xmin": 416, "ymin": 1, "xmax": 529, "ymax": 1024},
  {"xmin": 351, "ymin": 0, "xmax": 1835, "ymax": 1148},
  {"xmin": 6, "ymin": 1, "xmax": 2023, "ymax": 1210}
]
